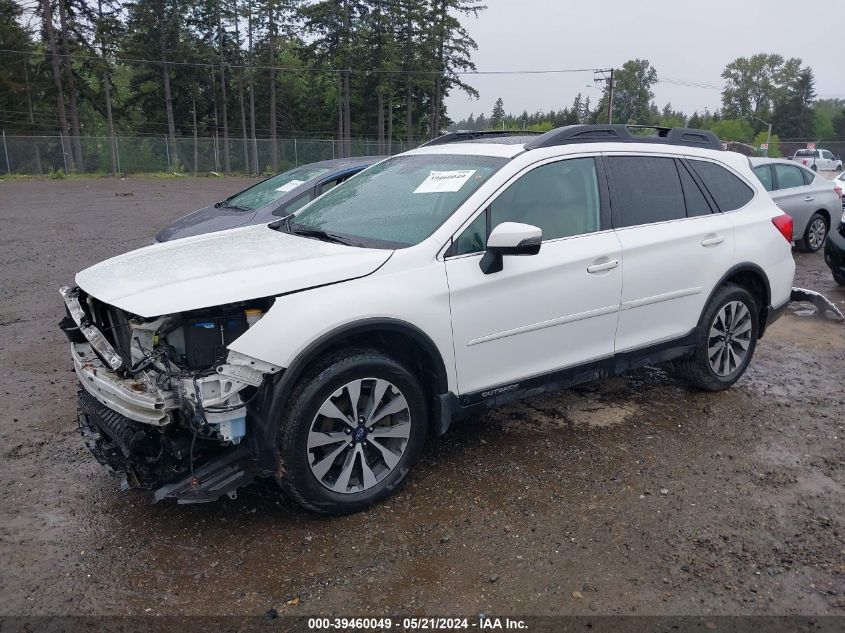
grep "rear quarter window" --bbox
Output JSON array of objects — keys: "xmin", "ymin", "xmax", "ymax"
[
  {"xmin": 801, "ymin": 168, "xmax": 816, "ymax": 185},
  {"xmin": 688, "ymin": 160, "xmax": 754, "ymax": 212}
]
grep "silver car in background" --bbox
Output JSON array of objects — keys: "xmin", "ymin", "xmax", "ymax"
[{"xmin": 750, "ymin": 157, "xmax": 843, "ymax": 252}]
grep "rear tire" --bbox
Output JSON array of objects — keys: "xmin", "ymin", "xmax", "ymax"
[
  {"xmin": 275, "ymin": 347, "xmax": 428, "ymax": 514},
  {"xmin": 833, "ymin": 270, "xmax": 845, "ymax": 286},
  {"xmin": 673, "ymin": 284, "xmax": 759, "ymax": 391},
  {"xmin": 796, "ymin": 212, "xmax": 828, "ymax": 253}
]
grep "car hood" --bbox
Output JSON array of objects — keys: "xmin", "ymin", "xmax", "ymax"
[
  {"xmin": 155, "ymin": 203, "xmax": 259, "ymax": 242},
  {"xmin": 76, "ymin": 224, "xmax": 393, "ymax": 317}
]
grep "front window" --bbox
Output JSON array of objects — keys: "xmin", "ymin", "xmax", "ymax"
[
  {"xmin": 225, "ymin": 165, "xmax": 331, "ymax": 210},
  {"xmin": 452, "ymin": 157, "xmax": 602, "ymax": 256},
  {"xmin": 289, "ymin": 154, "xmax": 507, "ymax": 248},
  {"xmin": 753, "ymin": 165, "xmax": 774, "ymax": 191}
]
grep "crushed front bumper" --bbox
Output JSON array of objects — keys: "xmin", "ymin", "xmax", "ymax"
[
  {"xmin": 61, "ymin": 285, "xmax": 176, "ymax": 426},
  {"xmin": 71, "ymin": 342, "xmax": 174, "ymax": 426}
]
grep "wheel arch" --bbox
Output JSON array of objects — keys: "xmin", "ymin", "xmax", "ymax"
[
  {"xmin": 294, "ymin": 318, "xmax": 450, "ymax": 393},
  {"xmin": 814, "ymin": 208, "xmax": 831, "ymax": 230},
  {"xmin": 708, "ymin": 263, "xmax": 773, "ymax": 337},
  {"xmin": 249, "ymin": 318, "xmax": 452, "ymax": 471}
]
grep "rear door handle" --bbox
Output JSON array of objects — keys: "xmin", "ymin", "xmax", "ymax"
[
  {"xmin": 804, "ymin": 196, "xmax": 815, "ymax": 202},
  {"xmin": 701, "ymin": 235, "xmax": 725, "ymax": 247},
  {"xmin": 587, "ymin": 258, "xmax": 619, "ymax": 273}
]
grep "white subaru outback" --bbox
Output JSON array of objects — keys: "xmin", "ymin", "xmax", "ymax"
[{"xmin": 60, "ymin": 125, "xmax": 795, "ymax": 514}]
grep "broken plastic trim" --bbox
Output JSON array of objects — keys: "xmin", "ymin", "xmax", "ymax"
[
  {"xmin": 152, "ymin": 444, "xmax": 258, "ymax": 504},
  {"xmin": 790, "ymin": 287, "xmax": 845, "ymax": 321},
  {"xmin": 59, "ymin": 285, "xmax": 125, "ymax": 372}
]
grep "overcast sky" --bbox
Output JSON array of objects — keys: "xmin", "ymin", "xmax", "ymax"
[{"xmin": 444, "ymin": 0, "xmax": 844, "ymax": 122}]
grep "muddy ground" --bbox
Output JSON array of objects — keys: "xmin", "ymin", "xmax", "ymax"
[{"xmin": 0, "ymin": 177, "xmax": 843, "ymax": 617}]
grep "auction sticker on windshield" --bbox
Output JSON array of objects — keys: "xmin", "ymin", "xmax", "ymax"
[
  {"xmin": 414, "ymin": 170, "xmax": 477, "ymax": 194},
  {"xmin": 276, "ymin": 179, "xmax": 306, "ymax": 193}
]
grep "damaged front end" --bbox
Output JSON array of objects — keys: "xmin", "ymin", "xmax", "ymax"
[{"xmin": 59, "ymin": 285, "xmax": 280, "ymax": 503}]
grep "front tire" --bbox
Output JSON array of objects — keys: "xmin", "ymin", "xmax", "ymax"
[
  {"xmin": 275, "ymin": 347, "xmax": 428, "ymax": 514},
  {"xmin": 673, "ymin": 284, "xmax": 759, "ymax": 391},
  {"xmin": 797, "ymin": 212, "xmax": 828, "ymax": 252}
]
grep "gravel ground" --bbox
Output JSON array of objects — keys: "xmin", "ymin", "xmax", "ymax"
[{"xmin": 0, "ymin": 176, "xmax": 843, "ymax": 617}]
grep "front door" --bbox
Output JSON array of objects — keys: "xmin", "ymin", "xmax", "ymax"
[{"xmin": 445, "ymin": 156, "xmax": 623, "ymax": 397}]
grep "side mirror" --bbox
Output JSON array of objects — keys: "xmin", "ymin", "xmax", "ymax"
[{"xmin": 480, "ymin": 222, "xmax": 542, "ymax": 274}]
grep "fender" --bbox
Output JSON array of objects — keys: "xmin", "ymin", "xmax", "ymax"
[{"xmin": 248, "ymin": 318, "xmax": 451, "ymax": 471}]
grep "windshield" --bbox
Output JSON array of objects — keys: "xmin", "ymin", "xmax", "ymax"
[
  {"xmin": 224, "ymin": 165, "xmax": 332, "ymax": 210},
  {"xmin": 289, "ymin": 154, "xmax": 507, "ymax": 247}
]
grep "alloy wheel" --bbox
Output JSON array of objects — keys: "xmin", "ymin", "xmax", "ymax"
[
  {"xmin": 808, "ymin": 217, "xmax": 827, "ymax": 250},
  {"xmin": 307, "ymin": 378, "xmax": 411, "ymax": 494},
  {"xmin": 708, "ymin": 300, "xmax": 753, "ymax": 377}
]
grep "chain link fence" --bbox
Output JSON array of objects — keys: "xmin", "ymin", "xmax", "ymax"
[{"xmin": 0, "ymin": 134, "xmax": 424, "ymax": 176}]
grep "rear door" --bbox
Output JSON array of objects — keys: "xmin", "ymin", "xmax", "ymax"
[{"xmin": 607, "ymin": 154, "xmax": 736, "ymax": 353}]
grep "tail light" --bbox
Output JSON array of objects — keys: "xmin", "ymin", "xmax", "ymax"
[
  {"xmin": 772, "ymin": 215, "xmax": 793, "ymax": 243},
  {"xmin": 834, "ymin": 184, "xmax": 842, "ymax": 199}
]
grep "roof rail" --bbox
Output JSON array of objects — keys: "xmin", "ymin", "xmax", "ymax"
[
  {"xmin": 523, "ymin": 124, "xmax": 723, "ymax": 152},
  {"xmin": 421, "ymin": 129, "xmax": 543, "ymax": 147}
]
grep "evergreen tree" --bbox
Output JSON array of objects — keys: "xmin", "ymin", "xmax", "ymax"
[
  {"xmin": 490, "ymin": 96, "xmax": 504, "ymax": 128},
  {"xmin": 425, "ymin": 0, "xmax": 485, "ymax": 137}
]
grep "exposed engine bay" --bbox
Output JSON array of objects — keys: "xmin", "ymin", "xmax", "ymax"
[{"xmin": 59, "ymin": 285, "xmax": 279, "ymax": 502}]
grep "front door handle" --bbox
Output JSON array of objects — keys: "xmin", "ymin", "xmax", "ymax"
[
  {"xmin": 804, "ymin": 196, "xmax": 815, "ymax": 202},
  {"xmin": 587, "ymin": 258, "xmax": 619, "ymax": 274},
  {"xmin": 701, "ymin": 235, "xmax": 725, "ymax": 247}
]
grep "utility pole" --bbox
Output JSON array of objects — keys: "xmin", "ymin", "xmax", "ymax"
[
  {"xmin": 765, "ymin": 122, "xmax": 772, "ymax": 157},
  {"xmin": 748, "ymin": 115, "xmax": 773, "ymax": 157},
  {"xmin": 594, "ymin": 68, "xmax": 615, "ymax": 124}
]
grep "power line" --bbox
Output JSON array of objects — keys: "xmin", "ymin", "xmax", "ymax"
[
  {"xmin": 2, "ymin": 47, "xmax": 732, "ymax": 95},
  {"xmin": 0, "ymin": 48, "xmax": 603, "ymax": 76},
  {"xmin": 659, "ymin": 77, "xmax": 723, "ymax": 90}
]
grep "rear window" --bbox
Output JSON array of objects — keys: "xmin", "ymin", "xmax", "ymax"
[
  {"xmin": 606, "ymin": 156, "xmax": 686, "ymax": 227},
  {"xmin": 774, "ymin": 164, "xmax": 805, "ymax": 190},
  {"xmin": 688, "ymin": 160, "xmax": 754, "ymax": 211}
]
